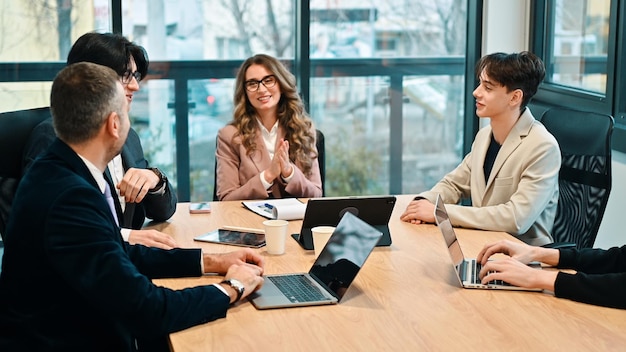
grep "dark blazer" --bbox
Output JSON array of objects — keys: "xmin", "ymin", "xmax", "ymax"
[
  {"xmin": 0, "ymin": 140, "xmax": 229, "ymax": 351},
  {"xmin": 22, "ymin": 118, "xmax": 177, "ymax": 229}
]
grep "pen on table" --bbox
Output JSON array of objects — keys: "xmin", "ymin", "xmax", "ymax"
[{"xmin": 221, "ymin": 225, "xmax": 265, "ymax": 234}]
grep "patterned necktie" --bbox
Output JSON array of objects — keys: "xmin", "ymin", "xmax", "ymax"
[{"xmin": 103, "ymin": 182, "xmax": 120, "ymax": 227}]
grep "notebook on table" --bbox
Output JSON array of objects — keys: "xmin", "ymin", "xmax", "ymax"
[
  {"xmin": 433, "ymin": 194, "xmax": 542, "ymax": 291},
  {"xmin": 250, "ymin": 211, "xmax": 383, "ymax": 309},
  {"xmin": 291, "ymin": 196, "xmax": 396, "ymax": 250}
]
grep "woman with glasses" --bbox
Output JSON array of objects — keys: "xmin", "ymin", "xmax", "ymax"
[
  {"xmin": 216, "ymin": 54, "xmax": 323, "ymax": 201},
  {"xmin": 21, "ymin": 32, "xmax": 178, "ymax": 250}
]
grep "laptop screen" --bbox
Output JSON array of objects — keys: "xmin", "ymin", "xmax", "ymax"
[
  {"xmin": 434, "ymin": 195, "xmax": 465, "ymax": 269},
  {"xmin": 309, "ymin": 212, "xmax": 383, "ymax": 300}
]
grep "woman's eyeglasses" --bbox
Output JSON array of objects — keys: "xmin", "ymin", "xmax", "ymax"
[
  {"xmin": 244, "ymin": 75, "xmax": 277, "ymax": 92},
  {"xmin": 121, "ymin": 70, "xmax": 142, "ymax": 85}
]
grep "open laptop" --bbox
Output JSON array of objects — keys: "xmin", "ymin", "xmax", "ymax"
[
  {"xmin": 291, "ymin": 196, "xmax": 396, "ymax": 250},
  {"xmin": 250, "ymin": 211, "xmax": 383, "ymax": 309},
  {"xmin": 433, "ymin": 194, "xmax": 542, "ymax": 291}
]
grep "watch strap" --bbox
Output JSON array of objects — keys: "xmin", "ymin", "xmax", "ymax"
[
  {"xmin": 221, "ymin": 279, "xmax": 244, "ymax": 303},
  {"xmin": 148, "ymin": 167, "xmax": 166, "ymax": 191}
]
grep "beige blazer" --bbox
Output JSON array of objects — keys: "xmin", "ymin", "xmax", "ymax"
[
  {"xmin": 216, "ymin": 124, "xmax": 323, "ymax": 201},
  {"xmin": 418, "ymin": 108, "xmax": 561, "ymax": 246}
]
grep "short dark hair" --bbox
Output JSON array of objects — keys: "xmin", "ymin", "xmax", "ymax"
[
  {"xmin": 475, "ymin": 51, "xmax": 546, "ymax": 109},
  {"xmin": 67, "ymin": 32, "xmax": 148, "ymax": 79},
  {"xmin": 51, "ymin": 62, "xmax": 124, "ymax": 144}
]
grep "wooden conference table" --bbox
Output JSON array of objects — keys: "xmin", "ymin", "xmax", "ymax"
[{"xmin": 148, "ymin": 195, "xmax": 626, "ymax": 351}]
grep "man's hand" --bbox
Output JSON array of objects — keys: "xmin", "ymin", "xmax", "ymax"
[
  {"xmin": 207, "ymin": 249, "xmax": 265, "ymax": 303},
  {"xmin": 204, "ymin": 249, "xmax": 265, "ymax": 275},
  {"xmin": 400, "ymin": 198, "xmax": 435, "ymax": 224},
  {"xmin": 117, "ymin": 167, "xmax": 161, "ymax": 203},
  {"xmin": 128, "ymin": 229, "xmax": 178, "ymax": 250},
  {"xmin": 222, "ymin": 264, "xmax": 265, "ymax": 303}
]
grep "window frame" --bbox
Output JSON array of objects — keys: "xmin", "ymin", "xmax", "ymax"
[{"xmin": 531, "ymin": 0, "xmax": 626, "ymax": 151}]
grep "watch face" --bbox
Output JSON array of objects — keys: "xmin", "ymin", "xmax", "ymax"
[{"xmin": 230, "ymin": 279, "xmax": 245, "ymax": 291}]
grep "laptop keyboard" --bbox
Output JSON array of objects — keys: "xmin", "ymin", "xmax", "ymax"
[
  {"xmin": 268, "ymin": 275, "xmax": 331, "ymax": 303},
  {"xmin": 462, "ymin": 259, "xmax": 510, "ymax": 286}
]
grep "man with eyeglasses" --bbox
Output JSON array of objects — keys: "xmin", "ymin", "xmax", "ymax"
[{"xmin": 22, "ymin": 32, "xmax": 178, "ymax": 250}]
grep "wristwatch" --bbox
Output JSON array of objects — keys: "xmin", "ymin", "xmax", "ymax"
[
  {"xmin": 148, "ymin": 167, "xmax": 167, "ymax": 191},
  {"xmin": 221, "ymin": 279, "xmax": 245, "ymax": 303}
]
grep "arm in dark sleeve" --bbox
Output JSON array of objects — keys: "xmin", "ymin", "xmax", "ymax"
[
  {"xmin": 122, "ymin": 128, "xmax": 178, "ymax": 222},
  {"xmin": 48, "ymin": 187, "xmax": 228, "ymax": 337},
  {"xmin": 554, "ymin": 246, "xmax": 626, "ymax": 309},
  {"xmin": 124, "ymin": 242, "xmax": 202, "ymax": 279},
  {"xmin": 21, "ymin": 118, "xmax": 56, "ymax": 175}
]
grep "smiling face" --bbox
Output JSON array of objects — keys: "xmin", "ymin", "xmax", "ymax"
[
  {"xmin": 244, "ymin": 64, "xmax": 281, "ymax": 116},
  {"xmin": 472, "ymin": 69, "xmax": 520, "ymax": 120}
]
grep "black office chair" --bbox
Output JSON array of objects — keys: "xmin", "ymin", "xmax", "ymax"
[
  {"xmin": 212, "ymin": 129, "xmax": 326, "ymax": 201},
  {"xmin": 539, "ymin": 107, "xmax": 614, "ymax": 250},
  {"xmin": 315, "ymin": 129, "xmax": 326, "ymax": 196},
  {"xmin": 0, "ymin": 107, "xmax": 51, "ymax": 238}
]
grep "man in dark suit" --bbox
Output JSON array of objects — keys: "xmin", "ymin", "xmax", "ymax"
[
  {"xmin": 0, "ymin": 62, "xmax": 265, "ymax": 351},
  {"xmin": 22, "ymin": 32, "xmax": 177, "ymax": 249}
]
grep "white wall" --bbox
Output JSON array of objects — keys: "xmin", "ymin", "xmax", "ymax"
[
  {"xmin": 482, "ymin": 0, "xmax": 529, "ymax": 54},
  {"xmin": 483, "ymin": 0, "xmax": 624, "ymax": 249},
  {"xmin": 594, "ymin": 151, "xmax": 626, "ymax": 248}
]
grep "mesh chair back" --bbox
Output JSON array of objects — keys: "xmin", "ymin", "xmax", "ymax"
[{"xmin": 540, "ymin": 107, "xmax": 614, "ymax": 249}]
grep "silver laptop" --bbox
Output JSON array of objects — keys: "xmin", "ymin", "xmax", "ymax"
[
  {"xmin": 434, "ymin": 194, "xmax": 542, "ymax": 291},
  {"xmin": 250, "ymin": 211, "xmax": 383, "ymax": 309}
]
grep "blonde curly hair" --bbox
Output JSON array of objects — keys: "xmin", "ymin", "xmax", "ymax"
[{"xmin": 231, "ymin": 54, "xmax": 317, "ymax": 175}]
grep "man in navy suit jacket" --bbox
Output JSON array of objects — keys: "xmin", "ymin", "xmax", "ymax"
[
  {"xmin": 22, "ymin": 32, "xmax": 178, "ymax": 249},
  {"xmin": 0, "ymin": 62, "xmax": 265, "ymax": 351}
]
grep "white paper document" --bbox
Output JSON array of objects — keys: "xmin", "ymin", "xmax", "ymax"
[{"xmin": 242, "ymin": 198, "xmax": 306, "ymax": 220}]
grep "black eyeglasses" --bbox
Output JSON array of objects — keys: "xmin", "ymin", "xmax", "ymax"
[
  {"xmin": 244, "ymin": 75, "xmax": 277, "ymax": 92},
  {"xmin": 121, "ymin": 70, "xmax": 142, "ymax": 84}
]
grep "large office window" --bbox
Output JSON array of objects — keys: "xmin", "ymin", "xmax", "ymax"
[
  {"xmin": 545, "ymin": 0, "xmax": 610, "ymax": 94},
  {"xmin": 121, "ymin": 1, "xmax": 296, "ymax": 201},
  {"xmin": 0, "ymin": 0, "xmax": 473, "ymax": 201},
  {"xmin": 0, "ymin": 1, "xmax": 110, "ymax": 111},
  {"xmin": 532, "ymin": 0, "xmax": 626, "ymax": 152},
  {"xmin": 307, "ymin": 1, "xmax": 467, "ymax": 196}
]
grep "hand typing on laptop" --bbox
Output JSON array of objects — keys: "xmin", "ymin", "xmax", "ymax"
[
  {"xmin": 477, "ymin": 240, "xmax": 559, "ymax": 291},
  {"xmin": 204, "ymin": 249, "xmax": 265, "ymax": 303}
]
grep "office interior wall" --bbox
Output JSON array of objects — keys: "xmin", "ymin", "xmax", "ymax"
[
  {"xmin": 595, "ymin": 152, "xmax": 626, "ymax": 249},
  {"xmin": 482, "ymin": 0, "xmax": 529, "ymax": 55},
  {"xmin": 479, "ymin": 0, "xmax": 529, "ymax": 130}
]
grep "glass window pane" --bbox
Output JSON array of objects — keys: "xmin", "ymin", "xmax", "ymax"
[
  {"xmin": 188, "ymin": 78, "xmax": 235, "ymax": 202},
  {"xmin": 0, "ymin": 82, "xmax": 51, "ymax": 111},
  {"xmin": 548, "ymin": 0, "xmax": 610, "ymax": 93},
  {"xmin": 402, "ymin": 76, "xmax": 464, "ymax": 193},
  {"xmin": 310, "ymin": 1, "xmax": 466, "ymax": 58},
  {"xmin": 131, "ymin": 79, "xmax": 178, "ymax": 192},
  {"xmin": 311, "ymin": 77, "xmax": 389, "ymax": 196},
  {"xmin": 123, "ymin": 0, "xmax": 294, "ymax": 60},
  {"xmin": 309, "ymin": 1, "xmax": 467, "ymax": 195},
  {"xmin": 0, "ymin": 1, "xmax": 111, "ymax": 62}
]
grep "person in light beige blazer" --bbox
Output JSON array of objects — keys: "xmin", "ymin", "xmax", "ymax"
[
  {"xmin": 401, "ymin": 52, "xmax": 560, "ymax": 246},
  {"xmin": 216, "ymin": 54, "xmax": 323, "ymax": 201}
]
